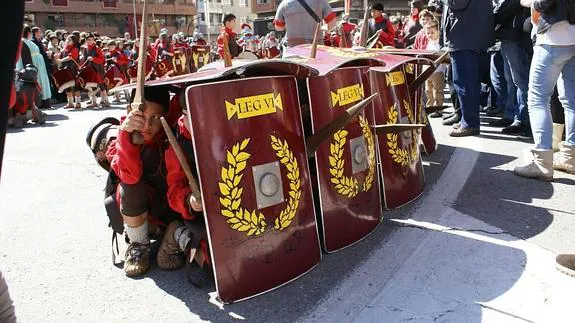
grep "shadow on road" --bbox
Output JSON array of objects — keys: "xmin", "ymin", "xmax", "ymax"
[
  {"xmin": 453, "ymin": 145, "xmax": 554, "ymax": 240},
  {"xmin": 141, "ymin": 143, "xmax": 542, "ymax": 322}
]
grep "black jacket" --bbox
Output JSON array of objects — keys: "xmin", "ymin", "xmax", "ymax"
[
  {"xmin": 534, "ymin": 0, "xmax": 570, "ymax": 33},
  {"xmin": 442, "ymin": 0, "xmax": 495, "ymax": 51},
  {"xmin": 494, "ymin": 0, "xmax": 531, "ymax": 42}
]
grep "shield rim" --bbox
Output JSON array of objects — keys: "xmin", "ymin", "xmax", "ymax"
[
  {"xmin": 307, "ymin": 66, "xmax": 382, "ymax": 253},
  {"xmin": 184, "ymin": 74, "xmax": 323, "ymax": 303},
  {"xmin": 111, "ymin": 59, "xmax": 320, "ymax": 93}
]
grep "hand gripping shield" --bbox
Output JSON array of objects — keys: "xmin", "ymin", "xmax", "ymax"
[
  {"xmin": 185, "ymin": 75, "xmax": 321, "ymax": 303},
  {"xmin": 306, "ymin": 66, "xmax": 382, "ymax": 252}
]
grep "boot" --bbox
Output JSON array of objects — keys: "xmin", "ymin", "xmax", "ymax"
[
  {"xmin": 552, "ymin": 123, "xmax": 565, "ymax": 152},
  {"xmin": 74, "ymin": 93, "xmax": 82, "ymax": 109},
  {"xmin": 553, "ymin": 142, "xmax": 575, "ymax": 175},
  {"xmin": 100, "ymin": 92, "xmax": 111, "ymax": 107},
  {"xmin": 85, "ymin": 96, "xmax": 98, "ymax": 109},
  {"xmin": 556, "ymin": 254, "xmax": 575, "ymax": 277},
  {"xmin": 157, "ymin": 221, "xmax": 185, "ymax": 270},
  {"xmin": 65, "ymin": 93, "xmax": 74, "ymax": 109},
  {"xmin": 513, "ymin": 149, "xmax": 554, "ymax": 181},
  {"xmin": 442, "ymin": 111, "xmax": 461, "ymax": 126},
  {"xmin": 124, "ymin": 242, "xmax": 150, "ymax": 277},
  {"xmin": 113, "ymin": 92, "xmax": 122, "ymax": 103}
]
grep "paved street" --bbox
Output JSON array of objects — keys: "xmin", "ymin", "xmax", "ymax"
[{"xmin": 1, "ymin": 102, "xmax": 574, "ymax": 322}]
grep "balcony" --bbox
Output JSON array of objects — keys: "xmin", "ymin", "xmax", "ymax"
[{"xmin": 25, "ymin": 0, "xmax": 196, "ymax": 16}]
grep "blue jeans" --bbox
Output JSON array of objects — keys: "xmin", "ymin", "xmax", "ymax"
[
  {"xmin": 503, "ymin": 57, "xmax": 518, "ymax": 120},
  {"xmin": 451, "ymin": 49, "xmax": 482, "ymax": 129},
  {"xmin": 501, "ymin": 39, "xmax": 531, "ymax": 125},
  {"xmin": 490, "ymin": 50, "xmax": 509, "ymax": 111},
  {"xmin": 528, "ymin": 44, "xmax": 575, "ymax": 149}
]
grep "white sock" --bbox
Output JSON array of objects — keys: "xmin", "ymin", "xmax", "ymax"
[
  {"xmin": 125, "ymin": 220, "xmax": 149, "ymax": 245},
  {"xmin": 174, "ymin": 225, "xmax": 191, "ymax": 252}
]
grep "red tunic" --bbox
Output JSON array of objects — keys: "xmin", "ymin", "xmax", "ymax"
[
  {"xmin": 165, "ymin": 115, "xmax": 197, "ymax": 220},
  {"xmin": 216, "ymin": 27, "xmax": 237, "ymax": 59},
  {"xmin": 373, "ymin": 16, "xmax": 395, "ymax": 47},
  {"xmin": 109, "ymin": 48, "xmax": 129, "ymax": 67},
  {"xmin": 413, "ymin": 29, "xmax": 429, "ymax": 50},
  {"xmin": 83, "ymin": 44, "xmax": 105, "ymax": 65}
]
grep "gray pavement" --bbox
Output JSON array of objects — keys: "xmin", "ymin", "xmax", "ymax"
[{"xmin": 0, "ymin": 103, "xmax": 574, "ymax": 322}]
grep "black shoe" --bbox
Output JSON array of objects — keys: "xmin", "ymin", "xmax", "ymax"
[
  {"xmin": 502, "ymin": 122, "xmax": 524, "ymax": 134},
  {"xmin": 518, "ymin": 125, "xmax": 533, "ymax": 139},
  {"xmin": 449, "ymin": 127, "xmax": 480, "ymax": 137},
  {"xmin": 489, "ymin": 118, "xmax": 513, "ymax": 127},
  {"xmin": 442, "ymin": 113, "xmax": 454, "ymax": 120},
  {"xmin": 443, "ymin": 113, "xmax": 461, "ymax": 126},
  {"xmin": 429, "ymin": 111, "xmax": 443, "ymax": 118},
  {"xmin": 486, "ymin": 108, "xmax": 504, "ymax": 117}
]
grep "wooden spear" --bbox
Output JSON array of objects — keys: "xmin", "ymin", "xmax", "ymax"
[
  {"xmin": 160, "ymin": 117, "xmax": 202, "ymax": 202},
  {"xmin": 130, "ymin": 0, "xmax": 149, "ymax": 145}
]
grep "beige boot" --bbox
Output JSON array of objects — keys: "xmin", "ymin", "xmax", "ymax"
[
  {"xmin": 552, "ymin": 123, "xmax": 565, "ymax": 152},
  {"xmin": 513, "ymin": 149, "xmax": 554, "ymax": 181},
  {"xmin": 124, "ymin": 242, "xmax": 150, "ymax": 277},
  {"xmin": 554, "ymin": 142, "xmax": 575, "ymax": 175}
]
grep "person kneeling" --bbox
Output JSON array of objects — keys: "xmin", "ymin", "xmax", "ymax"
[
  {"xmin": 106, "ymin": 87, "xmax": 178, "ymax": 277},
  {"xmin": 157, "ymin": 110, "xmax": 212, "ymax": 285}
]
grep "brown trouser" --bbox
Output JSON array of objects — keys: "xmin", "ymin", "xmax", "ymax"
[
  {"xmin": 0, "ymin": 271, "xmax": 16, "ymax": 323},
  {"xmin": 425, "ymin": 71, "xmax": 445, "ymax": 107}
]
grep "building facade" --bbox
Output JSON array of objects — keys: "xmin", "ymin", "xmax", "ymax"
[
  {"xmin": 195, "ymin": 0, "xmax": 256, "ymax": 44},
  {"xmin": 24, "ymin": 0, "xmax": 196, "ymax": 38},
  {"xmin": 251, "ymin": 0, "xmax": 410, "ymax": 27}
]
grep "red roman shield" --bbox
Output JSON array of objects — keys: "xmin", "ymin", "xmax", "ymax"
[
  {"xmin": 370, "ymin": 65, "xmax": 425, "ymax": 209},
  {"xmin": 185, "ymin": 75, "xmax": 321, "ymax": 303},
  {"xmin": 307, "ymin": 67, "xmax": 382, "ymax": 252}
]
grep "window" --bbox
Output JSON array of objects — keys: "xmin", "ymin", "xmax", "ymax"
[
  {"xmin": 240, "ymin": 17, "xmax": 248, "ymax": 25},
  {"xmin": 199, "ymin": 13, "xmax": 205, "ymax": 22},
  {"xmin": 211, "ymin": 13, "xmax": 222, "ymax": 24},
  {"xmin": 84, "ymin": 14, "xmax": 97, "ymax": 28},
  {"xmin": 239, "ymin": 0, "xmax": 247, "ymax": 6},
  {"xmin": 47, "ymin": 14, "xmax": 65, "ymax": 28},
  {"xmin": 51, "ymin": 0, "xmax": 69, "ymax": 7},
  {"xmin": 102, "ymin": 0, "xmax": 118, "ymax": 8},
  {"xmin": 257, "ymin": 0, "xmax": 269, "ymax": 4}
]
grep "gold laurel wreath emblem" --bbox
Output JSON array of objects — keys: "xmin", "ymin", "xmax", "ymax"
[
  {"xmin": 217, "ymin": 136, "xmax": 302, "ymax": 237},
  {"xmin": 328, "ymin": 115, "xmax": 376, "ymax": 198},
  {"xmin": 387, "ymin": 100, "xmax": 418, "ymax": 166}
]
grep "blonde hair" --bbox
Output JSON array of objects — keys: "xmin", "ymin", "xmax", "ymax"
[{"xmin": 419, "ymin": 9, "xmax": 434, "ymax": 20}]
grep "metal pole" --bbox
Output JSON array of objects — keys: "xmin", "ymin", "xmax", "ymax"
[
  {"xmin": 205, "ymin": 0, "xmax": 211, "ymax": 45},
  {"xmin": 133, "ymin": 0, "xmax": 139, "ymax": 38}
]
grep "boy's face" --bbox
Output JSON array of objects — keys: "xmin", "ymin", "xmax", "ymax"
[
  {"xmin": 410, "ymin": 7, "xmax": 419, "ymax": 16},
  {"xmin": 371, "ymin": 9, "xmax": 382, "ymax": 19},
  {"xmin": 182, "ymin": 109, "xmax": 191, "ymax": 133},
  {"xmin": 141, "ymin": 102, "xmax": 165, "ymax": 142},
  {"xmin": 87, "ymin": 37, "xmax": 95, "ymax": 46},
  {"xmin": 108, "ymin": 44, "xmax": 116, "ymax": 52},
  {"xmin": 225, "ymin": 18, "xmax": 236, "ymax": 30},
  {"xmin": 425, "ymin": 27, "xmax": 439, "ymax": 41},
  {"xmin": 420, "ymin": 15, "xmax": 431, "ymax": 27}
]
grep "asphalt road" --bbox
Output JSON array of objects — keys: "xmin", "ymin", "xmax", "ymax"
[{"xmin": 0, "ymin": 102, "xmax": 574, "ymax": 322}]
